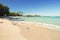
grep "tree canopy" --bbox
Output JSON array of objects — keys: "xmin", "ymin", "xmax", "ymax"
[
  {"xmin": 0, "ymin": 3, "xmax": 40, "ymax": 17},
  {"xmin": 0, "ymin": 4, "xmax": 23, "ymax": 16},
  {"xmin": 0, "ymin": 4, "xmax": 9, "ymax": 16},
  {"xmin": 9, "ymin": 12, "xmax": 23, "ymax": 16}
]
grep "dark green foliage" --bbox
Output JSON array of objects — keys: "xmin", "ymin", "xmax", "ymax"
[
  {"xmin": 0, "ymin": 4, "xmax": 40, "ymax": 17},
  {"xmin": 26, "ymin": 15, "xmax": 33, "ymax": 17},
  {"xmin": 0, "ymin": 4, "xmax": 9, "ymax": 16},
  {"xmin": 9, "ymin": 12, "xmax": 23, "ymax": 16},
  {"xmin": 26, "ymin": 15, "xmax": 40, "ymax": 17}
]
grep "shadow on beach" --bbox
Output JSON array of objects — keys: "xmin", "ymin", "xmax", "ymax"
[{"xmin": 7, "ymin": 16, "xmax": 24, "ymax": 21}]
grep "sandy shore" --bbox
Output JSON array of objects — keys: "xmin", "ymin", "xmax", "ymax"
[
  {"xmin": 0, "ymin": 19, "xmax": 60, "ymax": 40},
  {"xmin": 0, "ymin": 19, "xmax": 26, "ymax": 40}
]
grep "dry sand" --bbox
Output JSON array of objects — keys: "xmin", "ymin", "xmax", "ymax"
[
  {"xmin": 0, "ymin": 19, "xmax": 60, "ymax": 40},
  {"xmin": 0, "ymin": 19, "xmax": 26, "ymax": 40}
]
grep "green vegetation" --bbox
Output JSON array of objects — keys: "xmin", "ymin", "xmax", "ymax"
[
  {"xmin": 0, "ymin": 3, "xmax": 9, "ymax": 16},
  {"xmin": 0, "ymin": 3, "xmax": 40, "ymax": 17},
  {"xmin": 0, "ymin": 3, "xmax": 23, "ymax": 17},
  {"xmin": 9, "ymin": 12, "xmax": 23, "ymax": 16},
  {"xmin": 24, "ymin": 15, "xmax": 40, "ymax": 17}
]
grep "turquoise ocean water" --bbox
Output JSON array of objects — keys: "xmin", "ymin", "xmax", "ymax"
[{"xmin": 20, "ymin": 16, "xmax": 60, "ymax": 26}]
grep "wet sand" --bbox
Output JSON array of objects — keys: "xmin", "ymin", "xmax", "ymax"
[
  {"xmin": 0, "ymin": 19, "xmax": 60, "ymax": 40},
  {"xmin": 15, "ymin": 21, "xmax": 60, "ymax": 40}
]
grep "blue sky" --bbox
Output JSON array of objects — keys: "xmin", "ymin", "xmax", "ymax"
[{"xmin": 0, "ymin": 0, "xmax": 60, "ymax": 16}]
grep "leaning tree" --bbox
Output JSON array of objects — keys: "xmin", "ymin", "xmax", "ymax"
[{"xmin": 0, "ymin": 4, "xmax": 10, "ymax": 16}]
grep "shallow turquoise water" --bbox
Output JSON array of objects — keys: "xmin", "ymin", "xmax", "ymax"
[{"xmin": 20, "ymin": 16, "xmax": 60, "ymax": 26}]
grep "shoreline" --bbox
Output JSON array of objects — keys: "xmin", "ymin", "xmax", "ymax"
[
  {"xmin": 13, "ymin": 20, "xmax": 60, "ymax": 40},
  {"xmin": 0, "ymin": 18, "xmax": 60, "ymax": 40},
  {"xmin": 14, "ymin": 21, "xmax": 60, "ymax": 31},
  {"xmin": 32, "ymin": 21, "xmax": 60, "ymax": 30}
]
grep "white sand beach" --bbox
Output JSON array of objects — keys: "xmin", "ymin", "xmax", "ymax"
[
  {"xmin": 0, "ymin": 19, "xmax": 60, "ymax": 40},
  {"xmin": 0, "ymin": 19, "xmax": 26, "ymax": 40}
]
